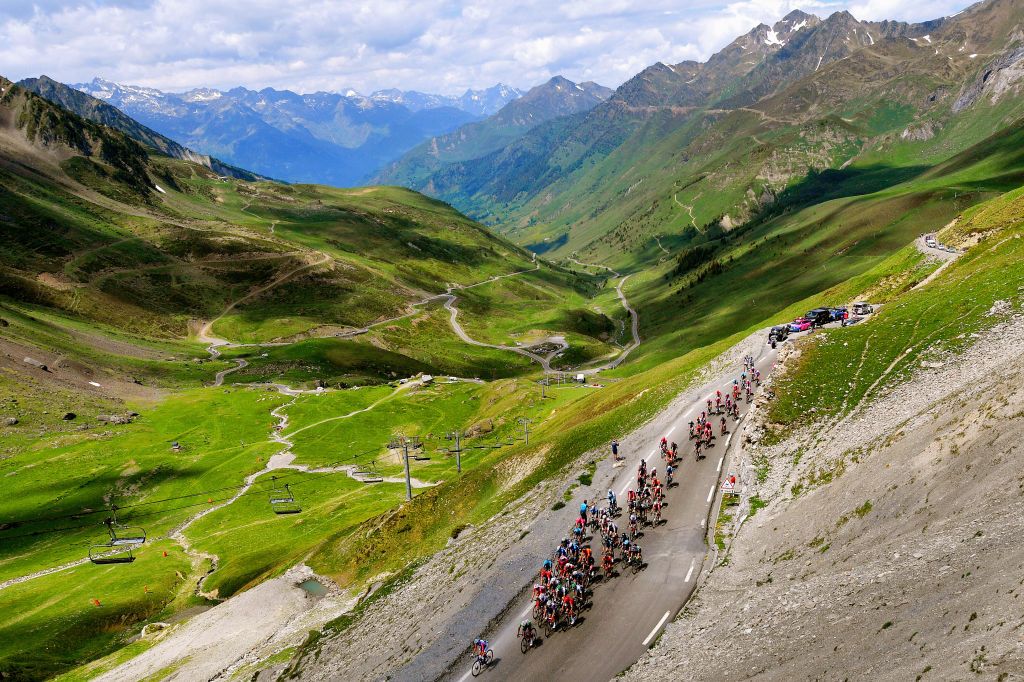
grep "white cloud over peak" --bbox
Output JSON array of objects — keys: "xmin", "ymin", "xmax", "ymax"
[{"xmin": 0, "ymin": 0, "xmax": 975, "ymax": 95}]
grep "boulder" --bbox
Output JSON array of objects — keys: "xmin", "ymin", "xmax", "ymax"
[
  {"xmin": 465, "ymin": 418, "xmax": 494, "ymax": 437},
  {"xmin": 62, "ymin": 412, "xmax": 76, "ymax": 421},
  {"xmin": 4, "ymin": 417, "xmax": 17, "ymax": 426},
  {"xmin": 23, "ymin": 357, "xmax": 48, "ymax": 371}
]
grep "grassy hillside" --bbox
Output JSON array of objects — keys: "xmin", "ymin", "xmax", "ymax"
[
  {"xmin": 0, "ymin": 75, "xmax": 635, "ymax": 679},
  {"xmin": 386, "ymin": 0, "xmax": 1024, "ymax": 277},
  {"xmin": 5, "ymin": 3, "xmax": 1024, "ymax": 677}
]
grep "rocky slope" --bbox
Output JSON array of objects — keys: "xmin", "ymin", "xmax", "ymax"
[{"xmin": 624, "ymin": 269, "xmax": 1024, "ymax": 677}]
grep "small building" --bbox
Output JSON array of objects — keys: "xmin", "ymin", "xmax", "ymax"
[
  {"xmin": 575, "ymin": 373, "xmax": 586, "ymax": 383},
  {"xmin": 421, "ymin": 374, "xmax": 434, "ymax": 384}
]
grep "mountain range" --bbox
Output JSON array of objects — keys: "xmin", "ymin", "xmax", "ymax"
[
  {"xmin": 66, "ymin": 78, "xmax": 524, "ymax": 185},
  {"xmin": 379, "ymin": 3, "xmax": 1024, "ymax": 261}
]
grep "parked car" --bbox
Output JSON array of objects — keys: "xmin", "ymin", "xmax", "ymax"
[
  {"xmin": 805, "ymin": 308, "xmax": 833, "ymax": 327},
  {"xmin": 789, "ymin": 318, "xmax": 813, "ymax": 332},
  {"xmin": 852, "ymin": 301, "xmax": 874, "ymax": 315},
  {"xmin": 768, "ymin": 325, "xmax": 790, "ymax": 343},
  {"xmin": 829, "ymin": 307, "xmax": 848, "ymax": 321}
]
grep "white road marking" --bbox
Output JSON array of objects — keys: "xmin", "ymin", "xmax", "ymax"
[
  {"xmin": 717, "ymin": 456, "xmax": 724, "ymax": 472},
  {"xmin": 725, "ymin": 434, "xmax": 733, "ymax": 448},
  {"xmin": 642, "ymin": 610, "xmax": 672, "ymax": 646},
  {"xmin": 706, "ymin": 485, "xmax": 714, "ymax": 503},
  {"xmin": 619, "ymin": 479, "xmax": 632, "ymax": 497},
  {"xmin": 666, "ymin": 425, "xmax": 676, "ymax": 437},
  {"xmin": 520, "ymin": 603, "xmax": 533, "ymax": 618},
  {"xmin": 457, "ymin": 670, "xmax": 472, "ymax": 682},
  {"xmin": 685, "ymin": 558, "xmax": 695, "ymax": 582},
  {"xmin": 700, "ymin": 518, "xmax": 706, "ymax": 529}
]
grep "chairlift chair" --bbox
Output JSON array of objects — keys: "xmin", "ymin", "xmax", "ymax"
[
  {"xmin": 361, "ymin": 461, "xmax": 384, "ymax": 484},
  {"xmin": 106, "ymin": 506, "xmax": 146, "ymax": 546},
  {"xmin": 88, "ymin": 516, "xmax": 141, "ymax": 565},
  {"xmin": 268, "ymin": 479, "xmax": 301, "ymax": 514},
  {"xmin": 89, "ymin": 542, "xmax": 137, "ymax": 564}
]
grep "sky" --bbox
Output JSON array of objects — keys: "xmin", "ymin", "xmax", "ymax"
[{"xmin": 0, "ymin": 0, "xmax": 973, "ymax": 95}]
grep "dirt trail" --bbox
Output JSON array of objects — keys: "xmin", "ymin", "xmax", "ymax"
[
  {"xmin": 672, "ymin": 192, "xmax": 701, "ymax": 230},
  {"xmin": 0, "ymin": 557, "xmax": 90, "ymax": 592},
  {"xmin": 197, "ymin": 253, "xmax": 332, "ymax": 347},
  {"xmin": 93, "ymin": 564, "xmax": 342, "ymax": 682}
]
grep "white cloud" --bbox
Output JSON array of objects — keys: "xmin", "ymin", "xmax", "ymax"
[{"xmin": 0, "ymin": 0, "xmax": 976, "ymax": 95}]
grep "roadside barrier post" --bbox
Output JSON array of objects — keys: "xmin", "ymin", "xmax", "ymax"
[{"xmin": 403, "ymin": 440, "xmax": 412, "ymax": 501}]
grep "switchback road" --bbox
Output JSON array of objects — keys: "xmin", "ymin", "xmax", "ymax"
[{"xmin": 443, "ymin": 340, "xmax": 779, "ymax": 682}]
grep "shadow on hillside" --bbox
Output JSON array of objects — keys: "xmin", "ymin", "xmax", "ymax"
[{"xmin": 764, "ymin": 163, "xmax": 930, "ymax": 220}]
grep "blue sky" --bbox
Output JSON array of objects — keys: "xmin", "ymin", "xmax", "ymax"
[{"xmin": 0, "ymin": 0, "xmax": 973, "ymax": 95}]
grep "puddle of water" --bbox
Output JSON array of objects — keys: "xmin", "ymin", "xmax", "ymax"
[{"xmin": 299, "ymin": 579, "xmax": 328, "ymax": 597}]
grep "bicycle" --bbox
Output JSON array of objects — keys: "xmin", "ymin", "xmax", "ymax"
[
  {"xmin": 471, "ymin": 648, "xmax": 494, "ymax": 676},
  {"xmin": 519, "ymin": 626, "xmax": 535, "ymax": 654},
  {"xmin": 545, "ymin": 609, "xmax": 558, "ymax": 636}
]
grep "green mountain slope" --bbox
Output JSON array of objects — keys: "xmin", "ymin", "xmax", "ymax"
[
  {"xmin": 376, "ymin": 76, "xmax": 611, "ymax": 190},
  {"xmin": 0, "ymin": 75, "xmax": 616, "ymax": 383},
  {"xmin": 394, "ymin": 0, "xmax": 1024, "ymax": 269}
]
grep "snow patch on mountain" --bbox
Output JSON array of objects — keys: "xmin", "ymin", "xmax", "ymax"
[{"xmin": 765, "ymin": 29, "xmax": 785, "ymax": 47}]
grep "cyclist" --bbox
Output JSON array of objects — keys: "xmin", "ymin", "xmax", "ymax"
[
  {"xmin": 602, "ymin": 550, "xmax": 614, "ymax": 575},
  {"xmin": 518, "ymin": 620, "xmax": 535, "ymax": 648},
  {"xmin": 666, "ymin": 464, "xmax": 674, "ymax": 486},
  {"xmin": 561, "ymin": 593, "xmax": 576, "ymax": 623},
  {"xmin": 607, "ymin": 488, "xmax": 617, "ymax": 510},
  {"xmin": 653, "ymin": 498, "xmax": 663, "ymax": 523},
  {"xmin": 473, "ymin": 638, "xmax": 489, "ymax": 661}
]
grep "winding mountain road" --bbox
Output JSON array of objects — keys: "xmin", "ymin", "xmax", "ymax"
[
  {"xmin": 442, "ymin": 341, "xmax": 779, "ymax": 682},
  {"xmin": 564, "ymin": 257, "xmax": 642, "ymax": 375}
]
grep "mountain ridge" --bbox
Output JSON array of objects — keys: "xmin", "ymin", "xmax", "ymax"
[
  {"xmin": 375, "ymin": 75, "xmax": 611, "ymax": 189},
  {"xmin": 379, "ymin": 0, "xmax": 1024, "ymax": 261},
  {"xmin": 67, "ymin": 78, "xmax": 523, "ymax": 185}
]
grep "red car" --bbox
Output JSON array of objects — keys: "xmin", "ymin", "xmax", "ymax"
[{"xmin": 788, "ymin": 317, "xmax": 813, "ymax": 332}]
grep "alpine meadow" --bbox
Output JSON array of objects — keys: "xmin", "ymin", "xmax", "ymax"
[{"xmin": 3, "ymin": 0, "xmax": 1024, "ymax": 680}]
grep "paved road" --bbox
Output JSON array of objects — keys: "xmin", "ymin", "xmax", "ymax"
[
  {"xmin": 916, "ymin": 234, "xmax": 959, "ymax": 261},
  {"xmin": 443, "ymin": 341, "xmax": 779, "ymax": 682}
]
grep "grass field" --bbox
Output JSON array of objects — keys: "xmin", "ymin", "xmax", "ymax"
[{"xmin": 767, "ymin": 186, "xmax": 1024, "ymax": 434}]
